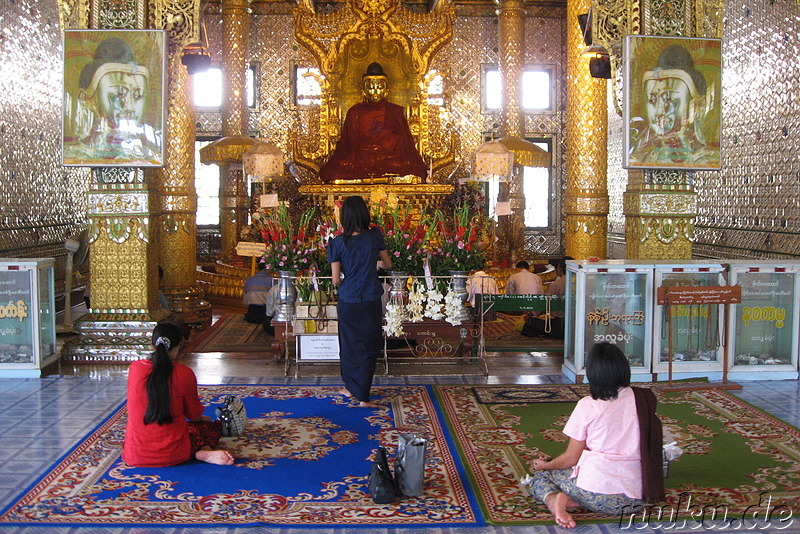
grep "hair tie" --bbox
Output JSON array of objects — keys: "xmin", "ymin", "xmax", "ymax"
[{"xmin": 154, "ymin": 336, "xmax": 171, "ymax": 350}]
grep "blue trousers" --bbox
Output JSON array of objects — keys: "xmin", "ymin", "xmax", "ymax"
[{"xmin": 337, "ymin": 299, "xmax": 383, "ymax": 403}]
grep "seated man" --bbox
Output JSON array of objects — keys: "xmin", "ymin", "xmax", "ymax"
[
  {"xmin": 319, "ymin": 62, "xmax": 428, "ymax": 182},
  {"xmin": 505, "ymin": 261, "xmax": 543, "ymax": 295},
  {"xmin": 243, "ymin": 262, "xmax": 277, "ymax": 335},
  {"xmin": 468, "ymin": 269, "xmax": 499, "ymax": 321}
]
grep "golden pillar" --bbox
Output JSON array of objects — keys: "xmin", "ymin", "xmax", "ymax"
[
  {"xmin": 219, "ymin": 0, "xmax": 251, "ymax": 257},
  {"xmin": 564, "ymin": 0, "xmax": 608, "ymax": 259},
  {"xmin": 155, "ymin": 53, "xmax": 212, "ymax": 328},
  {"xmin": 496, "ymin": 0, "xmax": 526, "ymax": 262}
]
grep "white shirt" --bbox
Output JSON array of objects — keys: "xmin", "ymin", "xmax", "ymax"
[
  {"xmin": 467, "ymin": 270, "xmax": 499, "ymax": 306},
  {"xmin": 505, "ymin": 269, "xmax": 543, "ymax": 295}
]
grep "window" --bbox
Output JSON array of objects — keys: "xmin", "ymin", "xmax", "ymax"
[
  {"xmin": 195, "ymin": 140, "xmax": 220, "ymax": 226},
  {"xmin": 522, "ymin": 144, "xmax": 551, "ymax": 227},
  {"xmin": 482, "ymin": 65, "xmax": 553, "ymax": 112},
  {"xmin": 484, "ymin": 137, "xmax": 551, "ymax": 228},
  {"xmin": 295, "ymin": 66, "xmax": 322, "ymax": 106},
  {"xmin": 192, "ymin": 65, "xmax": 257, "ymax": 108}
]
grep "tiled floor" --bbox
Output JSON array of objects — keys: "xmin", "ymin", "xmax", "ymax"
[{"xmin": 0, "ymin": 309, "xmax": 798, "ymax": 533}]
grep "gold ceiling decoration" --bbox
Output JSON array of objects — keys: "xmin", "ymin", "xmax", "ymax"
[
  {"xmin": 497, "ymin": 137, "xmax": 551, "ymax": 168},
  {"xmin": 199, "ymin": 135, "xmax": 256, "ymax": 166}
]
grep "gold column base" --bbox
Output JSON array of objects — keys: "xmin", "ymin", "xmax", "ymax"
[
  {"xmin": 565, "ymin": 214, "xmax": 608, "ymax": 259},
  {"xmin": 623, "ymin": 189, "xmax": 696, "ymax": 260},
  {"xmin": 61, "ymin": 311, "xmax": 169, "ymax": 363},
  {"xmin": 163, "ymin": 286, "xmax": 213, "ymax": 329}
]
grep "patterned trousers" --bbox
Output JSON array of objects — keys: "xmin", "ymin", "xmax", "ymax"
[{"xmin": 528, "ymin": 468, "xmax": 644, "ymax": 515}]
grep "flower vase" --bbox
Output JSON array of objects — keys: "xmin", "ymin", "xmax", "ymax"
[
  {"xmin": 448, "ymin": 270, "xmax": 472, "ymax": 322},
  {"xmin": 387, "ymin": 271, "xmax": 410, "ymax": 314},
  {"xmin": 273, "ymin": 270, "xmax": 297, "ymax": 322}
]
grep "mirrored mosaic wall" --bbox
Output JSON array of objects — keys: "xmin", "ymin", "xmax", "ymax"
[
  {"xmin": 607, "ymin": 0, "xmax": 800, "ymax": 261},
  {"xmin": 0, "ymin": 0, "xmax": 91, "ymax": 291},
  {"xmin": 196, "ymin": 3, "xmax": 567, "ymax": 258}
]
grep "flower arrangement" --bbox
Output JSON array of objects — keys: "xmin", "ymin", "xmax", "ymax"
[
  {"xmin": 382, "ymin": 278, "xmax": 464, "ymax": 337},
  {"xmin": 427, "ymin": 203, "xmax": 489, "ymax": 276},
  {"xmin": 372, "ymin": 202, "xmax": 428, "ymax": 275},
  {"xmin": 256, "ymin": 204, "xmax": 318, "ymax": 273}
]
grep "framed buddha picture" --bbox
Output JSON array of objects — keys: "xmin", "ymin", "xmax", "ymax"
[
  {"xmin": 623, "ymin": 35, "xmax": 722, "ymax": 171},
  {"xmin": 62, "ymin": 29, "xmax": 167, "ymax": 167}
]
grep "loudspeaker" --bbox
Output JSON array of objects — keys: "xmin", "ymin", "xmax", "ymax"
[{"xmin": 589, "ymin": 56, "xmax": 611, "ymax": 79}]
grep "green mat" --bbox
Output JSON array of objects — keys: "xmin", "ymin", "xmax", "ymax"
[{"xmin": 435, "ymin": 384, "xmax": 800, "ymax": 526}]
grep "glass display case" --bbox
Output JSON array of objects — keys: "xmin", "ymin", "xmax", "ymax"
[
  {"xmin": 564, "ymin": 260, "xmax": 655, "ymax": 383},
  {"xmin": 726, "ymin": 261, "xmax": 800, "ymax": 380},
  {"xmin": 652, "ymin": 262, "xmax": 727, "ymax": 379},
  {"xmin": 0, "ymin": 259, "xmax": 57, "ymax": 377}
]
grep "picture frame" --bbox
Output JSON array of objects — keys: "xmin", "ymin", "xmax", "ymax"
[
  {"xmin": 62, "ymin": 29, "xmax": 167, "ymax": 167},
  {"xmin": 623, "ymin": 35, "xmax": 722, "ymax": 171}
]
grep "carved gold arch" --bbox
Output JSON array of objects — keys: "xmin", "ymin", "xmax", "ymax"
[{"xmin": 292, "ymin": 0, "xmax": 458, "ymax": 181}]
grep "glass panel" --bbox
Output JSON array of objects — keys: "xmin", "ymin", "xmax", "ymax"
[
  {"xmin": 195, "ymin": 140, "xmax": 220, "ymax": 226},
  {"xmin": 522, "ymin": 70, "xmax": 550, "ymax": 110},
  {"xmin": 565, "ymin": 270, "xmax": 577, "ymax": 364},
  {"xmin": 485, "ymin": 69, "xmax": 501, "ymax": 110},
  {"xmin": 193, "ymin": 67, "xmax": 256, "ymax": 108},
  {"xmin": 523, "ymin": 166, "xmax": 549, "ymax": 227},
  {"xmin": 0, "ymin": 270, "xmax": 35, "ymax": 364},
  {"xmin": 658, "ymin": 272, "xmax": 721, "ymax": 363},
  {"xmin": 193, "ymin": 68, "xmax": 222, "ymax": 107},
  {"xmin": 583, "ymin": 272, "xmax": 648, "ymax": 367},
  {"xmin": 296, "ymin": 67, "xmax": 322, "ymax": 106},
  {"xmin": 38, "ymin": 266, "xmax": 56, "ymax": 358},
  {"xmin": 734, "ymin": 272, "xmax": 795, "ymax": 366}
]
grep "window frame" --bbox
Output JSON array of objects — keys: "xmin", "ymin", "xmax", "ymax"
[
  {"xmin": 481, "ymin": 64, "xmax": 555, "ymax": 114},
  {"xmin": 293, "ymin": 64, "xmax": 323, "ymax": 107}
]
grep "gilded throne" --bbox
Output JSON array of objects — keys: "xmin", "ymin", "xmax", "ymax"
[{"xmin": 292, "ymin": 0, "xmax": 459, "ymax": 201}]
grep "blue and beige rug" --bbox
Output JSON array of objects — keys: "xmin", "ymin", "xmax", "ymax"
[{"xmin": 0, "ymin": 385, "xmax": 481, "ymax": 528}]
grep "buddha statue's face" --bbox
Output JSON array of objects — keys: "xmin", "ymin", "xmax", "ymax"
[{"xmin": 363, "ymin": 76, "xmax": 388, "ymax": 103}]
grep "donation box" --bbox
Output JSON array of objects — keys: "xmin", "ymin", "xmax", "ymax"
[
  {"xmin": 0, "ymin": 259, "xmax": 57, "ymax": 377},
  {"xmin": 564, "ymin": 260, "xmax": 655, "ymax": 382},
  {"xmin": 727, "ymin": 261, "xmax": 800, "ymax": 380}
]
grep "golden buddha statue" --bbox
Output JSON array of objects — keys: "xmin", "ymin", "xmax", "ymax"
[{"xmin": 318, "ymin": 62, "xmax": 428, "ymax": 183}]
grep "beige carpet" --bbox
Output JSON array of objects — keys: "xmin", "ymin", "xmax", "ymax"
[{"xmin": 186, "ymin": 314, "xmax": 271, "ymax": 353}]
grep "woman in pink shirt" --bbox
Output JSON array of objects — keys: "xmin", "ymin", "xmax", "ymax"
[
  {"xmin": 528, "ymin": 343, "xmax": 647, "ymax": 528},
  {"xmin": 123, "ymin": 322, "xmax": 235, "ymax": 467}
]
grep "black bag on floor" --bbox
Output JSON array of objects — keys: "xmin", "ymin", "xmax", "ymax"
[
  {"xmin": 521, "ymin": 314, "xmax": 564, "ymax": 339},
  {"xmin": 367, "ymin": 446, "xmax": 397, "ymax": 504}
]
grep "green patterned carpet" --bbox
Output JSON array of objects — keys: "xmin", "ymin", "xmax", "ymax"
[{"xmin": 435, "ymin": 384, "xmax": 800, "ymax": 525}]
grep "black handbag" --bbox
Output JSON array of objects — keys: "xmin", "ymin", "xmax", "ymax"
[{"xmin": 367, "ymin": 446, "xmax": 397, "ymax": 504}]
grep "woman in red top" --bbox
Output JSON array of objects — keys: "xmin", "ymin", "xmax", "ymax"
[{"xmin": 123, "ymin": 322, "xmax": 234, "ymax": 467}]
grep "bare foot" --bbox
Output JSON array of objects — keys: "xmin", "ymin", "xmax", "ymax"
[
  {"xmin": 358, "ymin": 401, "xmax": 379, "ymax": 408},
  {"xmin": 338, "ymin": 388, "xmax": 353, "ymax": 398},
  {"xmin": 195, "ymin": 449, "xmax": 235, "ymax": 465},
  {"xmin": 544, "ymin": 492, "xmax": 577, "ymax": 529}
]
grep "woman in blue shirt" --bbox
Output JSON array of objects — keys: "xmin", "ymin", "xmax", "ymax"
[{"xmin": 327, "ymin": 196, "xmax": 392, "ymax": 407}]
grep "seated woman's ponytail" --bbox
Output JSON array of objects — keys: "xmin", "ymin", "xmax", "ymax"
[{"xmin": 144, "ymin": 322, "xmax": 184, "ymax": 425}]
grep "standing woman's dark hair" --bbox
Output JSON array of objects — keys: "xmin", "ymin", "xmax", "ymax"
[
  {"xmin": 144, "ymin": 322, "xmax": 185, "ymax": 425},
  {"xmin": 585, "ymin": 342, "xmax": 631, "ymax": 401},
  {"xmin": 340, "ymin": 195, "xmax": 371, "ymax": 243}
]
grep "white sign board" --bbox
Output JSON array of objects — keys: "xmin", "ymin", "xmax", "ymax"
[
  {"xmin": 298, "ymin": 334, "xmax": 340, "ymax": 361},
  {"xmin": 260, "ymin": 194, "xmax": 279, "ymax": 208},
  {"xmin": 236, "ymin": 241, "xmax": 266, "ymax": 257}
]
